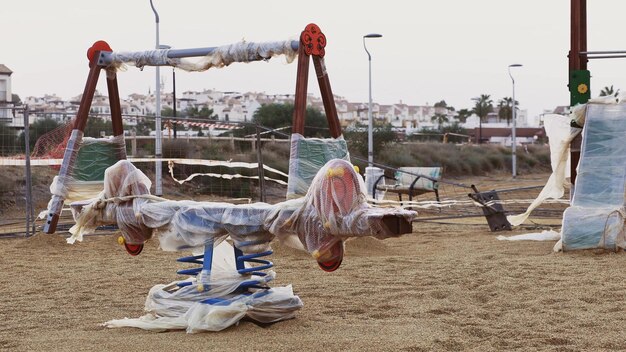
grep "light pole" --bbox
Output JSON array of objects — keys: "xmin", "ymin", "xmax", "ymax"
[
  {"xmin": 150, "ymin": 0, "xmax": 163, "ymax": 195},
  {"xmin": 363, "ymin": 33, "xmax": 382, "ymax": 167},
  {"xmin": 508, "ymin": 63, "xmax": 523, "ymax": 178}
]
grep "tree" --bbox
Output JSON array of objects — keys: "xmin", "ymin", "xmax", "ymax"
[
  {"xmin": 17, "ymin": 117, "xmax": 61, "ymax": 152},
  {"xmin": 434, "ymin": 100, "xmax": 455, "ymax": 112},
  {"xmin": 185, "ymin": 106, "xmax": 217, "ymax": 120},
  {"xmin": 599, "ymin": 85, "xmax": 618, "ymax": 97},
  {"xmin": 0, "ymin": 122, "xmax": 17, "ymax": 155},
  {"xmin": 161, "ymin": 106, "xmax": 174, "ymax": 117},
  {"xmin": 498, "ymin": 97, "xmax": 513, "ymax": 125},
  {"xmin": 84, "ymin": 116, "xmax": 113, "ymax": 137},
  {"xmin": 253, "ymin": 103, "xmax": 328, "ymax": 137},
  {"xmin": 455, "ymin": 108, "xmax": 472, "ymax": 123},
  {"xmin": 472, "ymin": 94, "xmax": 493, "ymax": 122},
  {"xmin": 431, "ymin": 112, "xmax": 449, "ymax": 130},
  {"xmin": 472, "ymin": 94, "xmax": 493, "ymax": 144},
  {"xmin": 344, "ymin": 123, "xmax": 397, "ymax": 157}
]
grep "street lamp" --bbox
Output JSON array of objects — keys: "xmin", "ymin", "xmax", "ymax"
[
  {"xmin": 363, "ymin": 33, "xmax": 382, "ymax": 167},
  {"xmin": 158, "ymin": 44, "xmax": 176, "ymax": 139},
  {"xmin": 508, "ymin": 63, "xmax": 523, "ymax": 178},
  {"xmin": 150, "ymin": 0, "xmax": 163, "ymax": 195}
]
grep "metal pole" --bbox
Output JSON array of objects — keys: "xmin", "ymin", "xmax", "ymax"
[
  {"xmin": 367, "ymin": 52, "xmax": 373, "ymax": 167},
  {"xmin": 150, "ymin": 0, "xmax": 163, "ymax": 196},
  {"xmin": 363, "ymin": 33, "xmax": 382, "ymax": 168},
  {"xmin": 23, "ymin": 107, "xmax": 35, "ymax": 237},
  {"xmin": 98, "ymin": 41, "xmax": 300, "ymax": 67},
  {"xmin": 512, "ymin": 78, "xmax": 517, "ymax": 178},
  {"xmin": 172, "ymin": 67, "xmax": 177, "ymax": 139},
  {"xmin": 255, "ymin": 125, "xmax": 266, "ymax": 202},
  {"xmin": 508, "ymin": 64, "xmax": 522, "ymax": 179}
]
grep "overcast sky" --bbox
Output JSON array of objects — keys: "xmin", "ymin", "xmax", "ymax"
[{"xmin": 3, "ymin": 0, "xmax": 626, "ymax": 118}]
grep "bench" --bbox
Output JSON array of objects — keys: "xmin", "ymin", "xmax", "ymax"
[{"xmin": 373, "ymin": 167, "xmax": 442, "ymax": 202}]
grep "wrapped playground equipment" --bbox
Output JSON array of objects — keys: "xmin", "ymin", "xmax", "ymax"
[
  {"xmin": 287, "ymin": 133, "xmax": 350, "ymax": 198},
  {"xmin": 507, "ymin": 95, "xmax": 626, "ymax": 251},
  {"xmin": 40, "ymin": 23, "xmax": 418, "ymax": 332},
  {"xmin": 561, "ymin": 101, "xmax": 626, "ymax": 250},
  {"xmin": 67, "ymin": 159, "xmax": 416, "ymax": 332}
]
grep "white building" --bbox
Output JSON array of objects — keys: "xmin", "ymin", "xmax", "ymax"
[{"xmin": 0, "ymin": 64, "xmax": 14, "ymax": 121}]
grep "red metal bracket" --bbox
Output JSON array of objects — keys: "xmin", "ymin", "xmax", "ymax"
[{"xmin": 300, "ymin": 23, "xmax": 326, "ymax": 58}]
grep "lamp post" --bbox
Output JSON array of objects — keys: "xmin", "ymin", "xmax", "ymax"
[
  {"xmin": 363, "ymin": 33, "xmax": 382, "ymax": 168},
  {"xmin": 172, "ymin": 66, "xmax": 177, "ymax": 138},
  {"xmin": 508, "ymin": 63, "xmax": 523, "ymax": 178},
  {"xmin": 150, "ymin": 0, "xmax": 163, "ymax": 195}
]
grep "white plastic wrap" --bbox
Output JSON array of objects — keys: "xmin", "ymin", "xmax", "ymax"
[
  {"xmin": 571, "ymin": 104, "xmax": 626, "ymax": 207},
  {"xmin": 365, "ymin": 167, "xmax": 385, "ymax": 200},
  {"xmin": 287, "ymin": 133, "xmax": 351, "ymax": 199},
  {"xmin": 71, "ymin": 159, "xmax": 416, "ymax": 257},
  {"xmin": 507, "ymin": 115, "xmax": 581, "ymax": 226},
  {"xmin": 69, "ymin": 159, "xmax": 153, "ymax": 244},
  {"xmin": 41, "ymin": 132, "xmax": 126, "ymax": 220},
  {"xmin": 70, "ymin": 159, "xmax": 415, "ymax": 332},
  {"xmin": 109, "ymin": 40, "xmax": 297, "ymax": 72},
  {"xmin": 561, "ymin": 206, "xmax": 624, "ymax": 251},
  {"xmin": 561, "ymin": 103, "xmax": 626, "ymax": 250},
  {"xmin": 104, "ymin": 241, "xmax": 303, "ymax": 333}
]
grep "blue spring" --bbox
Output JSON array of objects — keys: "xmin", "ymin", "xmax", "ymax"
[{"xmin": 175, "ymin": 238, "xmax": 274, "ymax": 289}]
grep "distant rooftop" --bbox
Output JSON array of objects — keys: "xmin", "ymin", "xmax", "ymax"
[{"xmin": 0, "ymin": 64, "xmax": 13, "ymax": 75}]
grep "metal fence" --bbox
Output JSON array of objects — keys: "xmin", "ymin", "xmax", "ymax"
[
  {"xmin": 0, "ymin": 110, "xmax": 291, "ymax": 237},
  {"xmin": 1, "ymin": 109, "xmax": 566, "ymax": 237}
]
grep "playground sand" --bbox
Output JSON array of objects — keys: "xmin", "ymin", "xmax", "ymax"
[{"xmin": 2, "ymin": 173, "xmax": 626, "ymax": 351}]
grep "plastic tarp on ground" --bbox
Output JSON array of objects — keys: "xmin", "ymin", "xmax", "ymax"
[{"xmin": 561, "ymin": 103, "xmax": 626, "ymax": 250}]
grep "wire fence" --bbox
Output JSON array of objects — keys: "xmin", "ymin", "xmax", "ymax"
[
  {"xmin": 0, "ymin": 110, "xmax": 292, "ymax": 237},
  {"xmin": 1, "ymin": 109, "xmax": 566, "ymax": 237}
]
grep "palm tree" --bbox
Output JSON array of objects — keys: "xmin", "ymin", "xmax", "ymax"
[
  {"xmin": 498, "ymin": 97, "xmax": 518, "ymax": 125},
  {"xmin": 455, "ymin": 108, "xmax": 471, "ymax": 123},
  {"xmin": 599, "ymin": 85, "xmax": 618, "ymax": 97},
  {"xmin": 472, "ymin": 94, "xmax": 493, "ymax": 122},
  {"xmin": 431, "ymin": 112, "xmax": 449, "ymax": 131},
  {"xmin": 472, "ymin": 94, "xmax": 493, "ymax": 144}
]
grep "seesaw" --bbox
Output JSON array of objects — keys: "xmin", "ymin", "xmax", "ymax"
[{"xmin": 68, "ymin": 158, "xmax": 415, "ymax": 332}]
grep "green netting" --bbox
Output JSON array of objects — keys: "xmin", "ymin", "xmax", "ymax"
[
  {"xmin": 287, "ymin": 134, "xmax": 350, "ymax": 198},
  {"xmin": 74, "ymin": 141, "xmax": 121, "ymax": 181}
]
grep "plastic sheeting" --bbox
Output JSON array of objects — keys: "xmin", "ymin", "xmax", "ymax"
[
  {"xmin": 561, "ymin": 103, "xmax": 626, "ymax": 251},
  {"xmin": 70, "ymin": 159, "xmax": 417, "ymax": 333},
  {"xmin": 507, "ymin": 115, "xmax": 580, "ymax": 226},
  {"xmin": 40, "ymin": 132, "xmax": 126, "ymax": 220},
  {"xmin": 287, "ymin": 133, "xmax": 350, "ymax": 199},
  {"xmin": 496, "ymin": 230, "xmax": 561, "ymax": 242},
  {"xmin": 103, "ymin": 241, "xmax": 303, "ymax": 333},
  {"xmin": 108, "ymin": 40, "xmax": 298, "ymax": 72},
  {"xmin": 69, "ymin": 159, "xmax": 416, "ymax": 258},
  {"xmin": 68, "ymin": 158, "xmax": 415, "ymax": 332}
]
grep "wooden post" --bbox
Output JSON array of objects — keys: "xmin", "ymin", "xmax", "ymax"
[
  {"xmin": 43, "ymin": 50, "xmax": 104, "ymax": 234},
  {"xmin": 292, "ymin": 38, "xmax": 310, "ymax": 135},
  {"xmin": 312, "ymin": 56, "xmax": 342, "ymax": 138}
]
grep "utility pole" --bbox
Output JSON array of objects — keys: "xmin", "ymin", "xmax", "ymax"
[{"xmin": 569, "ymin": 0, "xmax": 589, "ymax": 196}]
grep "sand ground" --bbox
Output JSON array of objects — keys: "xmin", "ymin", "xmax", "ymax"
[
  {"xmin": 3, "ymin": 224, "xmax": 626, "ymax": 351},
  {"xmin": 2, "ymin": 173, "xmax": 626, "ymax": 351}
]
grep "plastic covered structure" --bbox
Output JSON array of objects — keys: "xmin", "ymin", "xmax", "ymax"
[
  {"xmin": 68, "ymin": 158, "xmax": 416, "ymax": 332},
  {"xmin": 561, "ymin": 103, "xmax": 626, "ymax": 250},
  {"xmin": 286, "ymin": 133, "xmax": 350, "ymax": 199}
]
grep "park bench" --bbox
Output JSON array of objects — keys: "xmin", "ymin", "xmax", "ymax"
[{"xmin": 373, "ymin": 166, "xmax": 442, "ymax": 203}]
